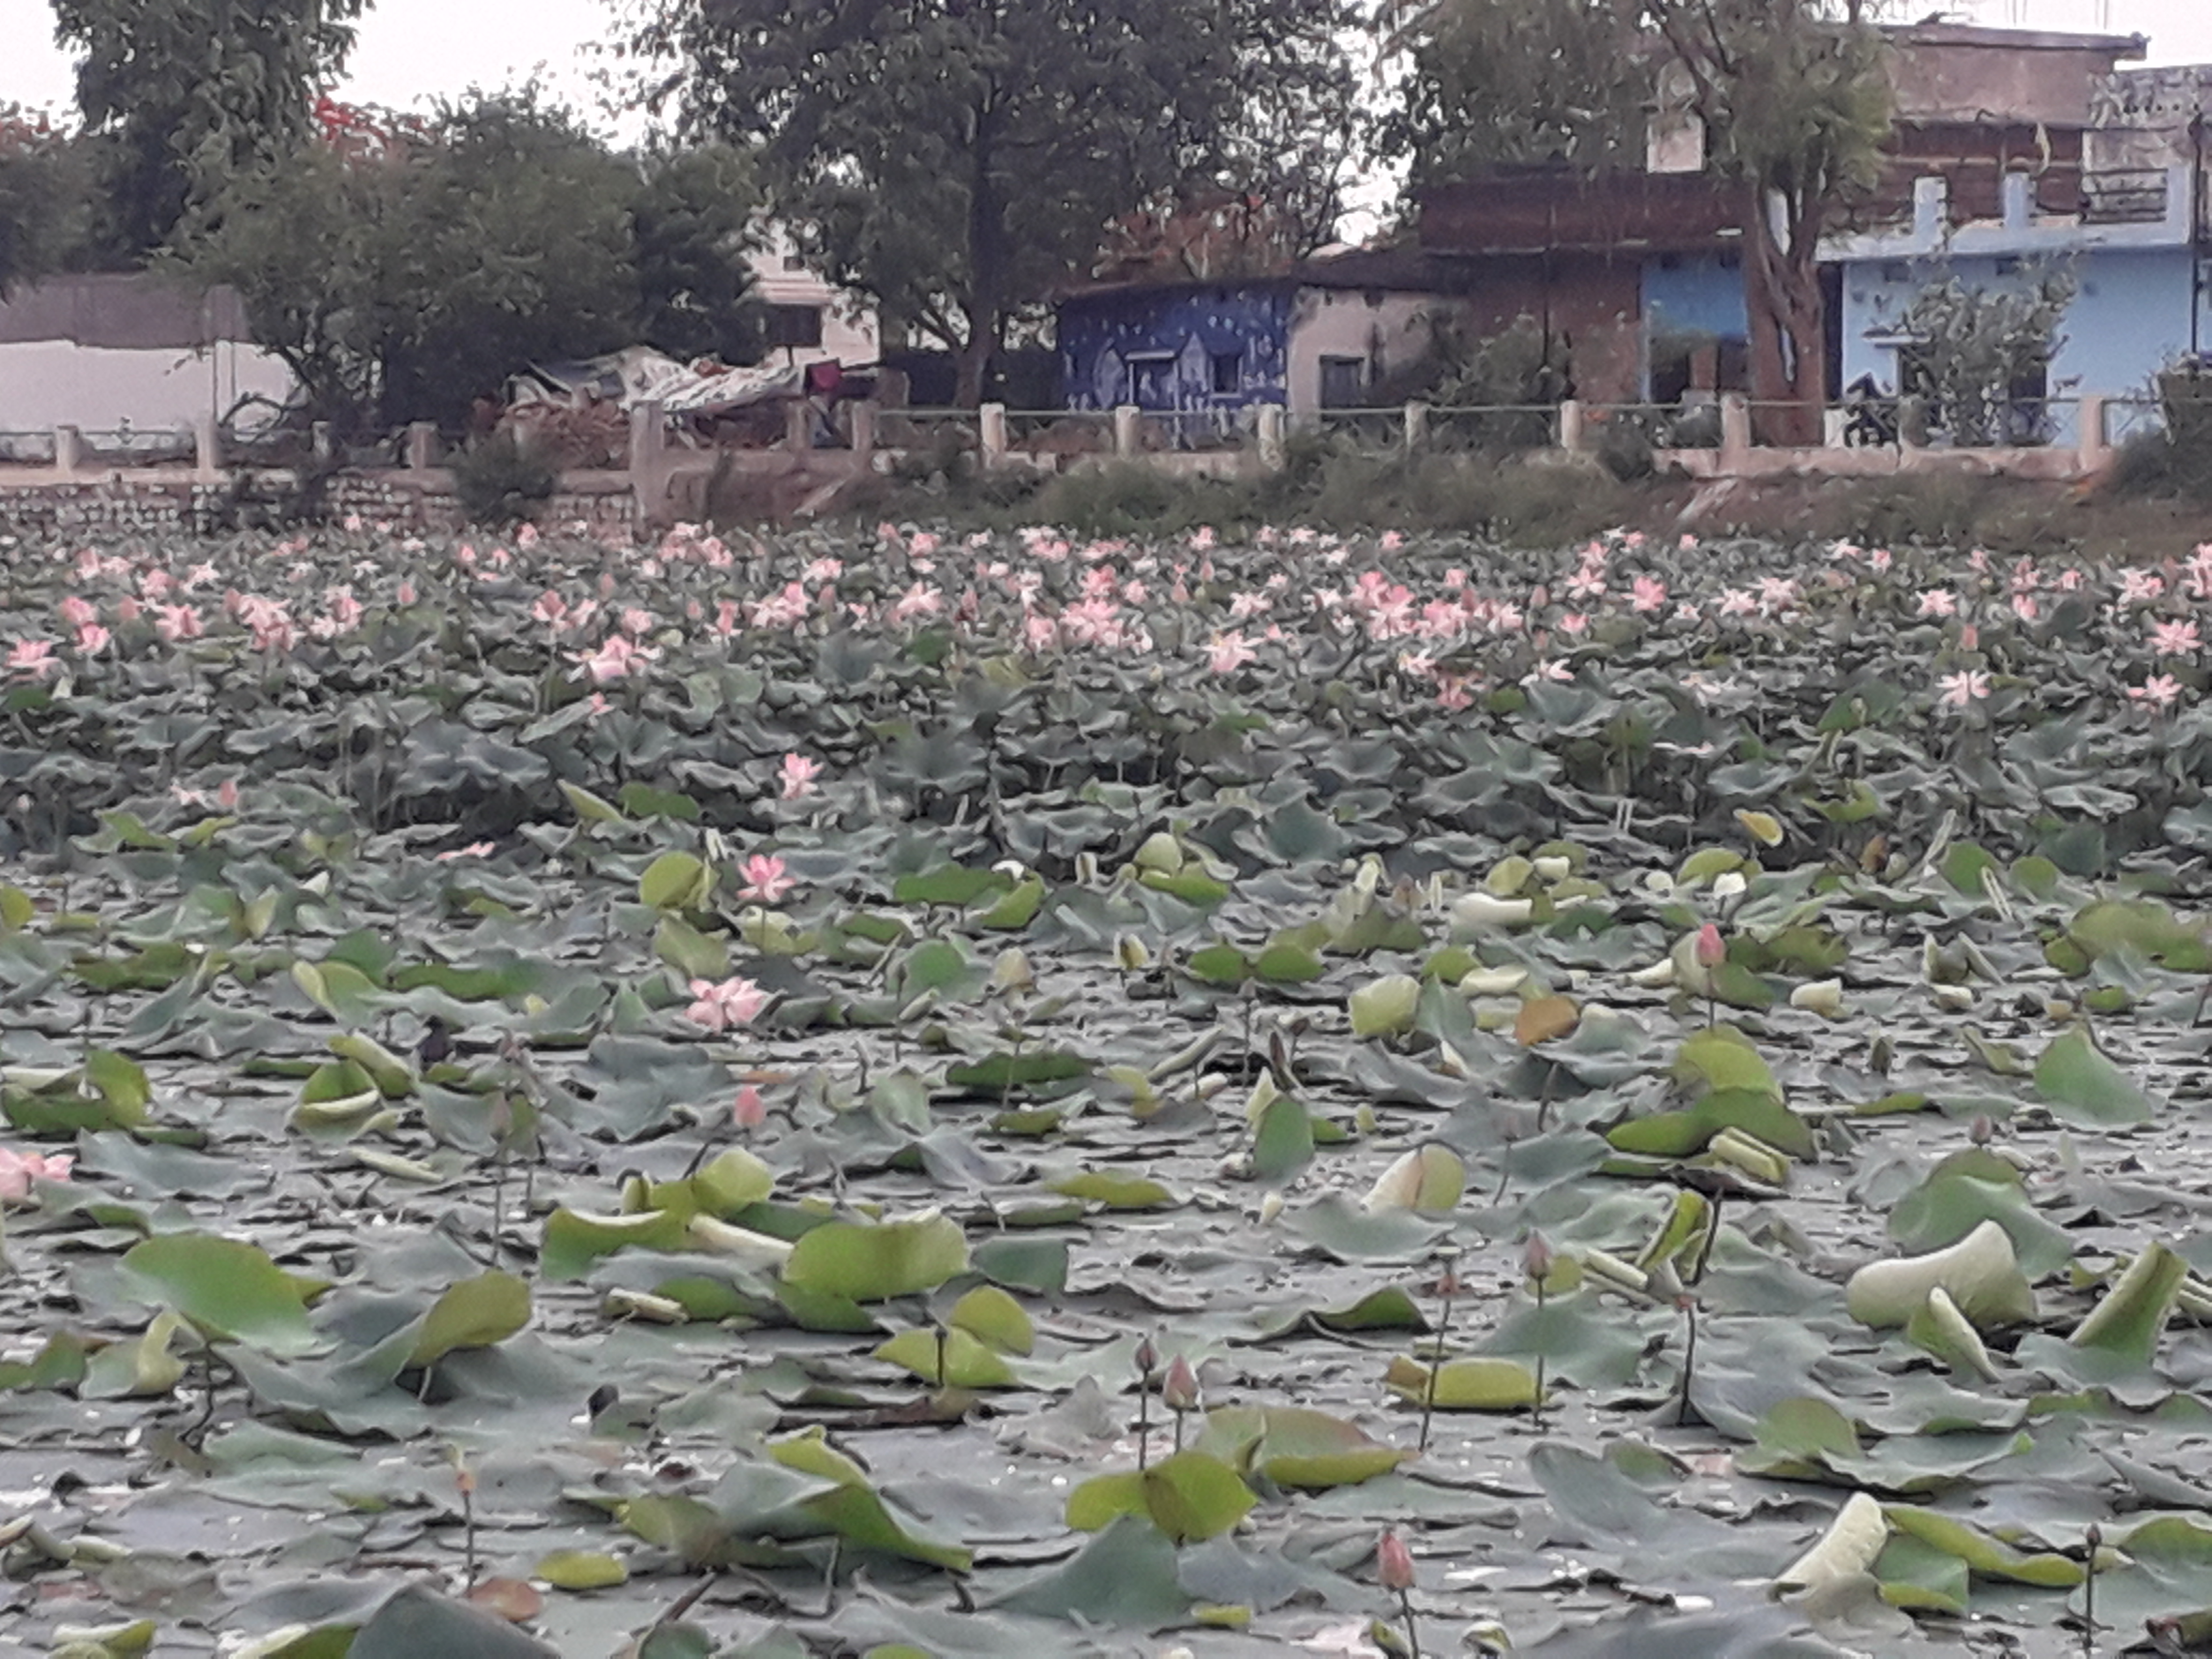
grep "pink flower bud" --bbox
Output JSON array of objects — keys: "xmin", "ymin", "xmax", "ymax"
[
  {"xmin": 1161, "ymin": 1354, "xmax": 1201, "ymax": 1413},
  {"xmin": 733, "ymin": 1085, "xmax": 766, "ymax": 1130},
  {"xmin": 1522, "ymin": 1230, "xmax": 1553, "ymax": 1283},
  {"xmin": 1377, "ymin": 1528, "xmax": 1416, "ymax": 1591},
  {"xmin": 1134, "ymin": 1335, "xmax": 1160, "ymax": 1377},
  {"xmin": 1694, "ymin": 922, "xmax": 1725, "ymax": 969}
]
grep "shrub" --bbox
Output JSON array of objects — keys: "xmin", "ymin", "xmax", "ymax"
[{"xmin": 451, "ymin": 430, "xmax": 559, "ymax": 526}]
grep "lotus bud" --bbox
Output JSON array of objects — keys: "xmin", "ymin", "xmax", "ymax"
[
  {"xmin": 1074, "ymin": 851, "xmax": 1101, "ymax": 886},
  {"xmin": 1451, "ymin": 892, "xmax": 1533, "ymax": 928},
  {"xmin": 1349, "ymin": 974, "xmax": 1423, "ymax": 1038},
  {"xmin": 990, "ymin": 947, "xmax": 1034, "ymax": 993},
  {"xmin": 1694, "ymin": 923, "xmax": 1726, "ymax": 969},
  {"xmin": 1133, "ymin": 832, "xmax": 1183, "ymax": 876},
  {"xmin": 1134, "ymin": 1335, "xmax": 1159, "ymax": 1378},
  {"xmin": 1161, "ymin": 1355, "xmax": 1201, "ymax": 1413},
  {"xmin": 1376, "ymin": 1529, "xmax": 1416, "ymax": 1591},
  {"xmin": 1970, "ymin": 1115, "xmax": 1994, "ymax": 1146},
  {"xmin": 1789, "ymin": 978, "xmax": 1844, "ymax": 1018},
  {"xmin": 1522, "ymin": 1230, "xmax": 1554, "ymax": 1284},
  {"xmin": 1257, "ymin": 1190, "xmax": 1284, "ymax": 1226},
  {"xmin": 732, "ymin": 1085, "xmax": 767, "ymax": 1129},
  {"xmin": 1114, "ymin": 935, "xmax": 1152, "ymax": 973}
]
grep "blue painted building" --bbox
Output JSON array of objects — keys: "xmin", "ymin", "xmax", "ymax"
[{"xmin": 1057, "ymin": 250, "xmax": 1470, "ymax": 436}]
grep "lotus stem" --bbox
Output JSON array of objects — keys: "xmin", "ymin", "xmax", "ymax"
[
  {"xmin": 1676, "ymin": 1296, "xmax": 1699, "ymax": 1428},
  {"xmin": 1399, "ymin": 1587, "xmax": 1421, "ymax": 1659},
  {"xmin": 2082, "ymin": 1522, "xmax": 2101, "ymax": 1656}
]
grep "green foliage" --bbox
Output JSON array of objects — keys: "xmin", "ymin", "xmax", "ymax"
[
  {"xmin": 632, "ymin": 0, "xmax": 1359, "ymax": 401},
  {"xmin": 451, "ymin": 430, "xmax": 561, "ymax": 527},
  {"xmin": 0, "ymin": 113, "xmax": 95, "ymax": 290},
  {"xmin": 54, "ymin": 0, "xmax": 366, "ymax": 259},
  {"xmin": 1379, "ymin": 0, "xmax": 1650, "ymax": 186},
  {"xmin": 1896, "ymin": 268, "xmax": 2075, "ymax": 447},
  {"xmin": 184, "ymin": 96, "xmax": 764, "ymax": 436}
]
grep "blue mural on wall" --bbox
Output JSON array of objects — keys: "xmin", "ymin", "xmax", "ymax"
[{"xmin": 1058, "ymin": 284, "xmax": 1292, "ymax": 437}]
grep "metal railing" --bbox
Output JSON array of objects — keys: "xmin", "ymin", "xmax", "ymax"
[{"xmin": 0, "ymin": 431, "xmax": 57, "ymax": 466}]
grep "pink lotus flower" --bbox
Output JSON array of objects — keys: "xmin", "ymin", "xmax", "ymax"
[
  {"xmin": 7, "ymin": 639, "xmax": 58, "ymax": 681},
  {"xmin": 1916, "ymin": 589, "xmax": 1958, "ymax": 618},
  {"xmin": 0, "ymin": 1147, "xmax": 72, "ymax": 1200},
  {"xmin": 1631, "ymin": 575, "xmax": 1668, "ymax": 613},
  {"xmin": 58, "ymin": 595, "xmax": 96, "ymax": 628},
  {"xmin": 1206, "ymin": 631, "xmax": 1257, "ymax": 674},
  {"xmin": 396, "ymin": 579, "xmax": 417, "ymax": 606},
  {"xmin": 532, "ymin": 591, "xmax": 570, "ymax": 629},
  {"xmin": 738, "ymin": 853, "xmax": 797, "ymax": 904},
  {"xmin": 619, "ymin": 606, "xmax": 656, "ymax": 638},
  {"xmin": 572, "ymin": 634, "xmax": 657, "ymax": 684},
  {"xmin": 436, "ymin": 841, "xmax": 496, "ymax": 861},
  {"xmin": 1937, "ymin": 669, "xmax": 1991, "ymax": 708},
  {"xmin": 2119, "ymin": 569, "xmax": 2166, "ymax": 605},
  {"xmin": 891, "ymin": 582, "xmax": 944, "ymax": 624},
  {"xmin": 686, "ymin": 975, "xmax": 768, "ymax": 1033},
  {"xmin": 779, "ymin": 753, "xmax": 822, "ymax": 800},
  {"xmin": 2130, "ymin": 674, "xmax": 2184, "ymax": 709},
  {"xmin": 1694, "ymin": 922, "xmax": 1726, "ymax": 968},
  {"xmin": 2150, "ymin": 618, "xmax": 2201, "ymax": 657},
  {"xmin": 1376, "ymin": 1529, "xmax": 1416, "ymax": 1591},
  {"xmin": 154, "ymin": 604, "xmax": 204, "ymax": 642},
  {"xmin": 733, "ymin": 1085, "xmax": 767, "ymax": 1129},
  {"xmin": 74, "ymin": 623, "xmax": 110, "ymax": 655}
]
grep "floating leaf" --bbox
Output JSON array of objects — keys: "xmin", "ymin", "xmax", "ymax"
[
  {"xmin": 117, "ymin": 1234, "xmax": 325, "ymax": 1355},
  {"xmin": 406, "ymin": 1271, "xmax": 531, "ymax": 1368},
  {"xmin": 1066, "ymin": 1450, "xmax": 1257, "ymax": 1543},
  {"xmin": 2034, "ymin": 1026, "xmax": 2154, "ymax": 1127},
  {"xmin": 782, "ymin": 1213, "xmax": 970, "ymax": 1301},
  {"xmin": 1383, "ymin": 1354, "xmax": 1540, "ymax": 1411}
]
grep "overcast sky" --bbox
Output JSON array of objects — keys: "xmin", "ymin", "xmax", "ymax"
[{"xmin": 1, "ymin": 0, "xmax": 2209, "ymax": 129}]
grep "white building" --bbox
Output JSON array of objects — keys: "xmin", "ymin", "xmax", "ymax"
[
  {"xmin": 0, "ymin": 274, "xmax": 296, "ymax": 438},
  {"xmin": 746, "ymin": 226, "xmax": 880, "ymax": 370}
]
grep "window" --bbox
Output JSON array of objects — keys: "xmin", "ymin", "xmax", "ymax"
[
  {"xmin": 1126, "ymin": 353, "xmax": 1177, "ymax": 408},
  {"xmin": 1209, "ymin": 350, "xmax": 1242, "ymax": 394},
  {"xmin": 766, "ymin": 305, "xmax": 824, "ymax": 349},
  {"xmin": 1880, "ymin": 261, "xmax": 1912, "ymax": 285},
  {"xmin": 1319, "ymin": 355, "xmax": 1365, "ymax": 409}
]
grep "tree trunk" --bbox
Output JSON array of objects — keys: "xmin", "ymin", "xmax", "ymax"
[
  {"xmin": 955, "ymin": 103, "xmax": 1003, "ymax": 409},
  {"xmin": 953, "ymin": 319, "xmax": 998, "ymax": 409},
  {"xmin": 1740, "ymin": 183, "xmax": 1827, "ymax": 447}
]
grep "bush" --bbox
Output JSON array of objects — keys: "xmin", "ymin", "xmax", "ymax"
[{"xmin": 452, "ymin": 430, "xmax": 559, "ymax": 526}]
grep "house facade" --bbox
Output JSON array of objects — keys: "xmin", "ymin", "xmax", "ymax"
[
  {"xmin": 747, "ymin": 225, "xmax": 880, "ymax": 371},
  {"xmin": 1411, "ymin": 23, "xmax": 2212, "ymax": 440},
  {"xmin": 1056, "ymin": 250, "xmax": 1466, "ymax": 434}
]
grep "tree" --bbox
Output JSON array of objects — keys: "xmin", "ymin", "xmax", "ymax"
[
  {"xmin": 1378, "ymin": 0, "xmax": 1650, "ymax": 188},
  {"xmin": 0, "ymin": 108, "xmax": 94, "ymax": 292},
  {"xmin": 628, "ymin": 0, "xmax": 1362, "ymax": 405},
  {"xmin": 1644, "ymin": 0, "xmax": 1890, "ymax": 444},
  {"xmin": 1381, "ymin": 0, "xmax": 1892, "ymax": 443},
  {"xmin": 51, "ymin": 0, "xmax": 367, "ymax": 260},
  {"xmin": 182, "ymin": 93, "xmax": 766, "ymax": 436}
]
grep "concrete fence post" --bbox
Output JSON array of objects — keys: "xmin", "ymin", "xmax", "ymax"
[
  {"xmin": 193, "ymin": 414, "xmax": 221, "ymax": 479},
  {"xmin": 784, "ymin": 398, "xmax": 812, "ymax": 454},
  {"xmin": 1558, "ymin": 399, "xmax": 1585, "ymax": 453},
  {"xmin": 980, "ymin": 401, "xmax": 1008, "ymax": 467},
  {"xmin": 1404, "ymin": 401, "xmax": 1429, "ymax": 453},
  {"xmin": 311, "ymin": 422, "xmax": 334, "ymax": 465},
  {"xmin": 850, "ymin": 399, "xmax": 877, "ymax": 461},
  {"xmin": 1113, "ymin": 405, "xmax": 1141, "ymax": 458},
  {"xmin": 1257, "ymin": 403, "xmax": 1287, "ymax": 470},
  {"xmin": 1718, "ymin": 393, "xmax": 1753, "ymax": 470},
  {"xmin": 53, "ymin": 425, "xmax": 81, "ymax": 477},
  {"xmin": 405, "ymin": 422, "xmax": 438, "ymax": 472},
  {"xmin": 2078, "ymin": 393, "xmax": 2110, "ymax": 473}
]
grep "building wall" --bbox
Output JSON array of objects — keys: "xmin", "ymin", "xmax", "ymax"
[
  {"xmin": 1642, "ymin": 255, "xmax": 1748, "ymax": 342},
  {"xmin": 1839, "ymin": 247, "xmax": 2199, "ymax": 393},
  {"xmin": 0, "ymin": 339, "xmax": 296, "ymax": 435},
  {"xmin": 746, "ymin": 226, "xmax": 880, "ymax": 369},
  {"xmin": 1454, "ymin": 257, "xmax": 1644, "ymax": 406},
  {"xmin": 1059, "ymin": 287, "xmax": 1293, "ymax": 417},
  {"xmin": 1286, "ymin": 288, "xmax": 1444, "ymax": 415}
]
